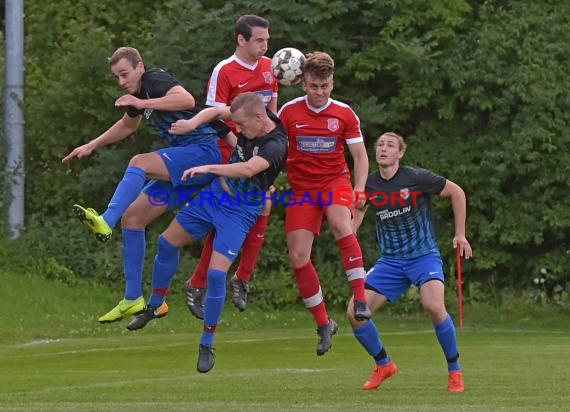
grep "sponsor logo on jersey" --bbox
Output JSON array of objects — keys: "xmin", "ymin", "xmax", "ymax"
[
  {"xmin": 297, "ymin": 136, "xmax": 337, "ymax": 153},
  {"xmin": 377, "ymin": 206, "xmax": 412, "ymax": 220},
  {"xmin": 255, "ymin": 89, "xmax": 273, "ymax": 106}
]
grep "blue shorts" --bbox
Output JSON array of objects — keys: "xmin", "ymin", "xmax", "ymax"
[
  {"xmin": 142, "ymin": 180, "xmax": 199, "ymax": 211},
  {"xmin": 365, "ymin": 252, "xmax": 445, "ymax": 302},
  {"xmin": 175, "ymin": 178, "xmax": 260, "ymax": 261},
  {"xmin": 156, "ymin": 142, "xmax": 221, "ymax": 187},
  {"xmin": 142, "ymin": 143, "xmax": 221, "ymax": 211}
]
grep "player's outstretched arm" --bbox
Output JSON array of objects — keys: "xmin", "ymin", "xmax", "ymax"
[
  {"xmin": 439, "ymin": 179, "xmax": 473, "ymax": 259},
  {"xmin": 352, "ymin": 204, "xmax": 369, "ymax": 234},
  {"xmin": 115, "ymin": 85, "xmax": 195, "ymax": 112},
  {"xmin": 182, "ymin": 156, "xmax": 270, "ymax": 181},
  {"xmin": 169, "ymin": 106, "xmax": 231, "ymax": 136},
  {"xmin": 62, "ymin": 113, "xmax": 141, "ymax": 164},
  {"xmin": 348, "ymin": 141, "xmax": 370, "ymax": 208}
]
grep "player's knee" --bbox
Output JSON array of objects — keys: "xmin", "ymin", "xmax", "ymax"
[
  {"xmin": 328, "ymin": 218, "xmax": 351, "ymax": 239},
  {"xmin": 121, "ymin": 208, "xmax": 148, "ymax": 228},
  {"xmin": 128, "ymin": 153, "xmax": 150, "ymax": 169},
  {"xmin": 346, "ymin": 300, "xmax": 364, "ymax": 327},
  {"xmin": 288, "ymin": 248, "xmax": 310, "ymax": 267},
  {"xmin": 422, "ymin": 300, "xmax": 446, "ymax": 321}
]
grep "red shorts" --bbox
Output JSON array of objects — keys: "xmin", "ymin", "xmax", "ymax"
[
  {"xmin": 218, "ymin": 139, "xmax": 233, "ymax": 164},
  {"xmin": 285, "ymin": 175, "xmax": 354, "ymax": 235}
]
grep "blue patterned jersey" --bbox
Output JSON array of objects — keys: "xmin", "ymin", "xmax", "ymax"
[
  {"xmin": 126, "ymin": 68, "xmax": 218, "ymax": 147},
  {"xmin": 365, "ymin": 166, "xmax": 446, "ymax": 258}
]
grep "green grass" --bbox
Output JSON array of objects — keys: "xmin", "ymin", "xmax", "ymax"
[{"xmin": 1, "ymin": 270, "xmax": 569, "ymax": 411}]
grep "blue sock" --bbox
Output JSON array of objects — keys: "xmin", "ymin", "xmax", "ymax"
[
  {"xmin": 122, "ymin": 228, "xmax": 145, "ymax": 300},
  {"xmin": 148, "ymin": 235, "xmax": 179, "ymax": 308},
  {"xmin": 434, "ymin": 313, "xmax": 461, "ymax": 371},
  {"xmin": 102, "ymin": 166, "xmax": 146, "ymax": 228},
  {"xmin": 353, "ymin": 320, "xmax": 390, "ymax": 365},
  {"xmin": 201, "ymin": 269, "xmax": 227, "ymax": 347}
]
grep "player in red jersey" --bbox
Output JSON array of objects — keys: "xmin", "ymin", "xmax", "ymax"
[
  {"xmin": 183, "ymin": 15, "xmax": 278, "ymax": 318},
  {"xmin": 277, "ymin": 51, "xmax": 371, "ymax": 356}
]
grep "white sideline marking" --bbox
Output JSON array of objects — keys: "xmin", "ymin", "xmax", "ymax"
[
  {"xmin": 225, "ymin": 329, "xmax": 435, "ymax": 344},
  {"xmin": 29, "ymin": 342, "xmax": 191, "ymax": 357},
  {"xmin": 21, "ymin": 327, "xmax": 566, "ymax": 356},
  {"xmin": 22, "ymin": 338, "xmax": 63, "ymax": 346},
  {"xmin": 0, "ymin": 368, "xmax": 338, "ymax": 399},
  {"xmin": 24, "ymin": 330, "xmax": 435, "ymax": 357}
]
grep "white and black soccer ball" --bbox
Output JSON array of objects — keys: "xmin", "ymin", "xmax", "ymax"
[{"xmin": 271, "ymin": 47, "xmax": 306, "ymax": 86}]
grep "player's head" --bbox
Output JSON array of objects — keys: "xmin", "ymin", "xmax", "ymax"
[
  {"xmin": 302, "ymin": 52, "xmax": 334, "ymax": 109},
  {"xmin": 230, "ymin": 92, "xmax": 269, "ymax": 139},
  {"xmin": 108, "ymin": 47, "xmax": 145, "ymax": 94},
  {"xmin": 235, "ymin": 15, "xmax": 270, "ymax": 62},
  {"xmin": 376, "ymin": 132, "xmax": 407, "ymax": 168}
]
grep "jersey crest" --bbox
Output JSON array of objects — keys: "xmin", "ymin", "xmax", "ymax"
[
  {"xmin": 263, "ymin": 71, "xmax": 274, "ymax": 84},
  {"xmin": 327, "ymin": 118, "xmax": 339, "ymax": 132}
]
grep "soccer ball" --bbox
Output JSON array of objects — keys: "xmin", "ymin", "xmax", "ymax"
[{"xmin": 271, "ymin": 47, "xmax": 305, "ymax": 86}]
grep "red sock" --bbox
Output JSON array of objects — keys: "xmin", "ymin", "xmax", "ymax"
[
  {"xmin": 293, "ymin": 261, "xmax": 329, "ymax": 326},
  {"xmin": 235, "ymin": 214, "xmax": 269, "ymax": 282},
  {"xmin": 189, "ymin": 232, "xmax": 214, "ymax": 288},
  {"xmin": 309, "ymin": 302, "xmax": 329, "ymax": 327},
  {"xmin": 337, "ymin": 234, "xmax": 367, "ymax": 302}
]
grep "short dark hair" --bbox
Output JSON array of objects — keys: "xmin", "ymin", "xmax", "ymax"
[
  {"xmin": 230, "ymin": 92, "xmax": 265, "ymax": 116},
  {"xmin": 108, "ymin": 47, "xmax": 143, "ymax": 68},
  {"xmin": 303, "ymin": 51, "xmax": 334, "ymax": 80},
  {"xmin": 235, "ymin": 14, "xmax": 269, "ymax": 43}
]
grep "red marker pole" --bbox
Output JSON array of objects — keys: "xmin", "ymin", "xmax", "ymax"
[{"xmin": 456, "ymin": 247, "xmax": 464, "ymax": 328}]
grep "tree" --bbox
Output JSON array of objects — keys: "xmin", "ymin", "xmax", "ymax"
[{"xmin": 10, "ymin": 0, "xmax": 569, "ymax": 306}]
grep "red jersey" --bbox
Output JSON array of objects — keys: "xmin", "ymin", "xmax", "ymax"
[
  {"xmin": 206, "ymin": 54, "xmax": 277, "ymax": 109},
  {"xmin": 278, "ymin": 96, "xmax": 364, "ymax": 190},
  {"xmin": 206, "ymin": 54, "xmax": 278, "ymax": 162}
]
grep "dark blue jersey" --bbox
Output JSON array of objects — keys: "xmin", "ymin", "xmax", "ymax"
[
  {"xmin": 365, "ymin": 165, "xmax": 446, "ymax": 258},
  {"xmin": 226, "ymin": 111, "xmax": 288, "ymax": 201},
  {"xmin": 126, "ymin": 68, "xmax": 218, "ymax": 147}
]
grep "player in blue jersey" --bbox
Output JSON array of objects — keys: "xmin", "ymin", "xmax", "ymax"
[
  {"xmin": 126, "ymin": 92, "xmax": 288, "ymax": 374},
  {"xmin": 62, "ymin": 47, "xmax": 223, "ymax": 323},
  {"xmin": 348, "ymin": 131, "xmax": 472, "ymax": 392}
]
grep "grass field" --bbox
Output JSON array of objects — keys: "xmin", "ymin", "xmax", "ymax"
[{"xmin": 1, "ymin": 271, "xmax": 569, "ymax": 411}]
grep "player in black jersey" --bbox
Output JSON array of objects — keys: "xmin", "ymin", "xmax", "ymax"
[
  {"xmin": 347, "ymin": 132, "xmax": 472, "ymax": 392},
  {"xmin": 129, "ymin": 93, "xmax": 288, "ymax": 373},
  {"xmin": 63, "ymin": 47, "xmax": 223, "ymax": 323}
]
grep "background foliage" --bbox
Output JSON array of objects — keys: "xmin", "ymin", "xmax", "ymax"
[{"xmin": 2, "ymin": 0, "xmax": 569, "ymax": 310}]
